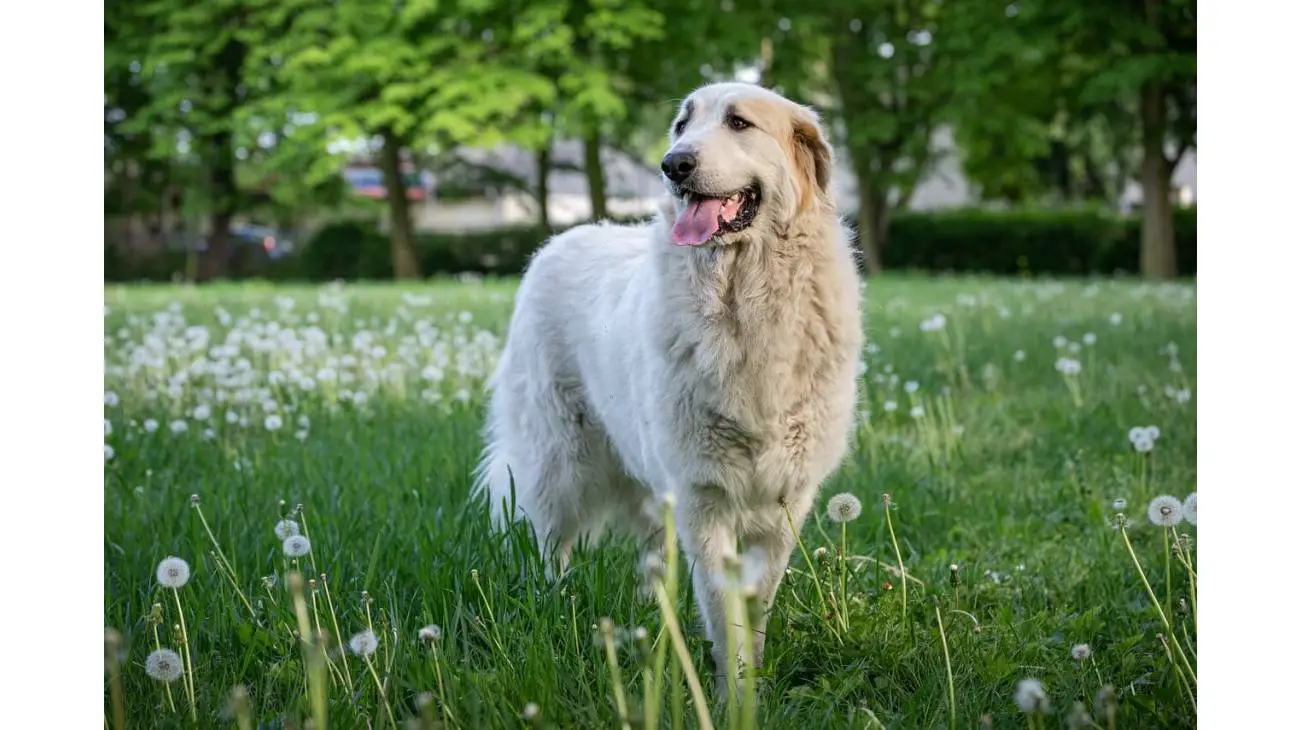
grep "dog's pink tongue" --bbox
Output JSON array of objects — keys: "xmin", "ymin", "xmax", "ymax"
[{"xmin": 671, "ymin": 198, "xmax": 723, "ymax": 246}]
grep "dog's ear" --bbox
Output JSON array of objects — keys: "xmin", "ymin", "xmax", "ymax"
[{"xmin": 791, "ymin": 106, "xmax": 833, "ymax": 210}]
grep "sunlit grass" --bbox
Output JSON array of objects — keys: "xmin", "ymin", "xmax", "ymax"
[{"xmin": 104, "ymin": 275, "xmax": 1196, "ymax": 728}]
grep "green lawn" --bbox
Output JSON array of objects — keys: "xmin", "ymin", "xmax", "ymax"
[{"xmin": 103, "ymin": 275, "xmax": 1197, "ymax": 729}]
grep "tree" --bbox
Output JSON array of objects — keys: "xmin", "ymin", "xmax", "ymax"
[
  {"xmin": 768, "ymin": 2, "xmax": 964, "ymax": 274},
  {"xmin": 112, "ymin": 0, "xmax": 261, "ymax": 280},
  {"xmin": 261, "ymin": 0, "xmax": 556, "ymax": 278}
]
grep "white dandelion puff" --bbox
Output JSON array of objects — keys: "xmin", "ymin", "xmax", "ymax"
[
  {"xmin": 274, "ymin": 520, "xmax": 300, "ymax": 540},
  {"xmin": 827, "ymin": 493, "xmax": 863, "ymax": 523},
  {"xmin": 910, "ymin": 405, "xmax": 925, "ymax": 419},
  {"xmin": 264, "ymin": 415, "xmax": 283, "ymax": 431},
  {"xmin": 418, "ymin": 625, "xmax": 442, "ymax": 644},
  {"xmin": 1052, "ymin": 336, "xmax": 1067, "ymax": 348},
  {"xmin": 104, "ymin": 419, "xmax": 113, "ymax": 437},
  {"xmin": 1183, "ymin": 492, "xmax": 1197, "ymax": 526},
  {"xmin": 1071, "ymin": 643, "xmax": 1093, "ymax": 661},
  {"xmin": 1013, "ymin": 350, "xmax": 1026, "ymax": 362},
  {"xmin": 1109, "ymin": 313, "xmax": 1122, "ymax": 325},
  {"xmin": 349, "ymin": 629, "xmax": 378, "ymax": 656},
  {"xmin": 1055, "ymin": 357, "xmax": 1081, "ymax": 375},
  {"xmin": 104, "ymin": 444, "xmax": 116, "ymax": 461},
  {"xmin": 144, "ymin": 419, "xmax": 159, "ymax": 433},
  {"xmin": 920, "ymin": 314, "xmax": 946, "ymax": 332},
  {"xmin": 1082, "ymin": 333, "xmax": 1096, "ymax": 346},
  {"xmin": 156, "ymin": 556, "xmax": 191, "ymax": 588},
  {"xmin": 1015, "ymin": 678, "xmax": 1049, "ymax": 714},
  {"xmin": 193, "ymin": 403, "xmax": 211, "ymax": 421},
  {"xmin": 904, "ymin": 380, "xmax": 919, "ymax": 393},
  {"xmin": 169, "ymin": 420, "xmax": 188, "ymax": 435},
  {"xmin": 282, "ymin": 535, "xmax": 312, "ymax": 557},
  {"xmin": 104, "ymin": 390, "xmax": 121, "ymax": 407},
  {"xmin": 522, "ymin": 702, "xmax": 540, "ymax": 721},
  {"xmin": 883, "ymin": 400, "xmax": 898, "ymax": 412},
  {"xmin": 1111, "ymin": 498, "xmax": 1127, "ymax": 511},
  {"xmin": 1132, "ymin": 435, "xmax": 1154, "ymax": 453},
  {"xmin": 145, "ymin": 648, "xmax": 184, "ymax": 682},
  {"xmin": 1146, "ymin": 495, "xmax": 1184, "ymax": 527}
]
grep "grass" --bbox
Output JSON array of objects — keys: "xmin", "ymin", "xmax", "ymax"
[{"xmin": 103, "ymin": 275, "xmax": 1197, "ymax": 729}]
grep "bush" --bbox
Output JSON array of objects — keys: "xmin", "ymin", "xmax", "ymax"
[
  {"xmin": 104, "ymin": 207, "xmax": 1195, "ymax": 281},
  {"xmin": 881, "ymin": 206, "xmax": 1196, "ymax": 275}
]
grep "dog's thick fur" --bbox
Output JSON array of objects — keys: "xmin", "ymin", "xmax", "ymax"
[{"xmin": 475, "ymin": 83, "xmax": 863, "ymax": 684}]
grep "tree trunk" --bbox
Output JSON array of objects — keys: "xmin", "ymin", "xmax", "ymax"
[
  {"xmin": 583, "ymin": 129, "xmax": 607, "ymax": 221},
  {"xmin": 378, "ymin": 129, "xmax": 422, "ymax": 280},
  {"xmin": 535, "ymin": 142, "xmax": 552, "ymax": 229},
  {"xmin": 1139, "ymin": 79, "xmax": 1176, "ymax": 279},
  {"xmin": 855, "ymin": 171, "xmax": 890, "ymax": 276},
  {"xmin": 198, "ymin": 128, "xmax": 236, "ymax": 282}
]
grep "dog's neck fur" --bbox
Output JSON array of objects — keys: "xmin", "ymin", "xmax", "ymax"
[{"xmin": 652, "ymin": 203, "xmax": 862, "ymax": 431}]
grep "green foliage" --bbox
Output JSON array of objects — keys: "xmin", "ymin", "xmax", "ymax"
[
  {"xmin": 883, "ymin": 207, "xmax": 1197, "ymax": 275},
  {"xmin": 103, "ymin": 277, "xmax": 1198, "ymax": 728},
  {"xmin": 107, "ymin": 209, "xmax": 1197, "ymax": 282}
]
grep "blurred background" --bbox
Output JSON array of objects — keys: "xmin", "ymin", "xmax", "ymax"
[{"xmin": 103, "ymin": 0, "xmax": 1196, "ymax": 283}]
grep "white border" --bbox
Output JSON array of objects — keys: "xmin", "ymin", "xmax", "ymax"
[
  {"xmin": 0, "ymin": 2, "xmax": 104, "ymax": 725},
  {"xmin": 1200, "ymin": 1, "xmax": 1300, "ymax": 726}
]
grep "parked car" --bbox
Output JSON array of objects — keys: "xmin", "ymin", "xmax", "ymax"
[{"xmin": 185, "ymin": 224, "xmax": 296, "ymax": 260}]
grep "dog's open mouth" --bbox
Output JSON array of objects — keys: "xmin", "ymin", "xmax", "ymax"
[{"xmin": 670, "ymin": 186, "xmax": 761, "ymax": 246}]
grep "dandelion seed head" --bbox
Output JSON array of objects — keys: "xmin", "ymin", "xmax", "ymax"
[
  {"xmin": 827, "ymin": 493, "xmax": 863, "ymax": 523},
  {"xmin": 1111, "ymin": 498, "xmax": 1127, "ymax": 511},
  {"xmin": 145, "ymin": 648, "xmax": 183, "ymax": 682},
  {"xmin": 155, "ymin": 556, "xmax": 191, "ymax": 588},
  {"xmin": 1146, "ymin": 495, "xmax": 1184, "ymax": 527},
  {"xmin": 348, "ymin": 629, "xmax": 378, "ymax": 656},
  {"xmin": 264, "ymin": 415, "xmax": 283, "ymax": 431},
  {"xmin": 274, "ymin": 519, "xmax": 300, "ymax": 540},
  {"xmin": 418, "ymin": 624, "xmax": 441, "ymax": 644},
  {"xmin": 523, "ymin": 702, "xmax": 540, "ymax": 720},
  {"xmin": 1015, "ymin": 677, "xmax": 1049, "ymax": 714},
  {"xmin": 282, "ymin": 535, "xmax": 312, "ymax": 557},
  {"xmin": 1054, "ymin": 357, "xmax": 1081, "ymax": 375},
  {"xmin": 1071, "ymin": 643, "xmax": 1092, "ymax": 661},
  {"xmin": 1183, "ymin": 492, "xmax": 1196, "ymax": 526}
]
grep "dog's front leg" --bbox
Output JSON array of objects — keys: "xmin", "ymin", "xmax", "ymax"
[{"xmin": 677, "ymin": 487, "xmax": 742, "ymax": 705}]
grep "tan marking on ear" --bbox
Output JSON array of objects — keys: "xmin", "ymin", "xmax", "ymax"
[{"xmin": 791, "ymin": 108, "xmax": 832, "ymax": 213}]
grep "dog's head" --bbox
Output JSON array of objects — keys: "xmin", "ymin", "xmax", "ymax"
[{"xmin": 660, "ymin": 82, "xmax": 833, "ymax": 247}]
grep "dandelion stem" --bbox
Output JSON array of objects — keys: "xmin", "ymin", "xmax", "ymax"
[
  {"xmin": 364, "ymin": 655, "xmax": 399, "ymax": 730},
  {"xmin": 883, "ymin": 498, "xmax": 909, "ymax": 635},
  {"xmin": 151, "ymin": 622, "xmax": 176, "ymax": 714},
  {"xmin": 782, "ymin": 502, "xmax": 839, "ymax": 641},
  {"xmin": 839, "ymin": 522, "xmax": 850, "ymax": 632},
  {"xmin": 934, "ymin": 600, "xmax": 957, "ymax": 730},
  {"xmin": 192, "ymin": 504, "xmax": 257, "ymax": 617},
  {"xmin": 1162, "ymin": 528, "xmax": 1173, "ymax": 621},
  {"xmin": 171, "ymin": 589, "xmax": 198, "ymax": 722},
  {"xmin": 653, "ymin": 581, "xmax": 715, "ymax": 730},
  {"xmin": 288, "ymin": 573, "xmax": 328, "ymax": 730},
  {"xmin": 1118, "ymin": 522, "xmax": 1196, "ymax": 685},
  {"xmin": 429, "ymin": 639, "xmax": 456, "ymax": 727},
  {"xmin": 1159, "ymin": 634, "xmax": 1197, "ymax": 712},
  {"xmin": 320, "ymin": 574, "xmax": 354, "ymax": 694},
  {"xmin": 600, "ymin": 618, "xmax": 632, "ymax": 730}
]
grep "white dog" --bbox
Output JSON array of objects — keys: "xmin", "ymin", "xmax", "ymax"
[{"xmin": 475, "ymin": 82, "xmax": 863, "ymax": 682}]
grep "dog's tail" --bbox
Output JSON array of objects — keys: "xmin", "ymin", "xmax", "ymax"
[{"xmin": 471, "ymin": 412, "xmax": 522, "ymax": 533}]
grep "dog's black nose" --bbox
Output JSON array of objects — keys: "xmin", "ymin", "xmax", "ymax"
[{"xmin": 661, "ymin": 150, "xmax": 698, "ymax": 184}]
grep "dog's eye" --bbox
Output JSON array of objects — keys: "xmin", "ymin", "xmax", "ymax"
[
  {"xmin": 727, "ymin": 115, "xmax": 751, "ymax": 132},
  {"xmin": 674, "ymin": 118, "xmax": 688, "ymax": 136}
]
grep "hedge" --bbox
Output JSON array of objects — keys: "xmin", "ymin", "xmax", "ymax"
[{"xmin": 104, "ymin": 206, "xmax": 1195, "ymax": 282}]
